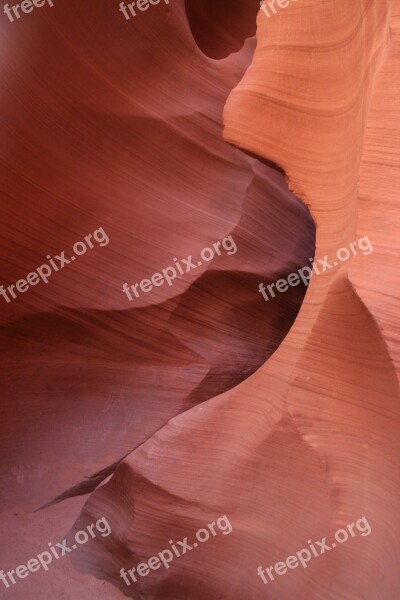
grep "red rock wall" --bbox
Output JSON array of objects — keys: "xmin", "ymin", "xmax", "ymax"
[{"xmin": 0, "ymin": 0, "xmax": 398, "ymax": 598}]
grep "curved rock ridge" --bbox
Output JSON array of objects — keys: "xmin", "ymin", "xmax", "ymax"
[
  {"xmin": 0, "ymin": 163, "xmax": 314, "ymax": 511},
  {"xmin": 0, "ymin": 0, "xmax": 316, "ymax": 514},
  {"xmin": 66, "ymin": 1, "xmax": 400, "ymax": 599},
  {"xmin": 1, "ymin": 0, "xmax": 399, "ymax": 599}
]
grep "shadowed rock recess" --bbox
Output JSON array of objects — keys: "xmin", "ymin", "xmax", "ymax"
[{"xmin": 0, "ymin": 0, "xmax": 399, "ymax": 599}]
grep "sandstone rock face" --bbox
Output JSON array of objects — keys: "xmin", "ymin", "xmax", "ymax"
[{"xmin": 0, "ymin": 1, "xmax": 398, "ymax": 599}]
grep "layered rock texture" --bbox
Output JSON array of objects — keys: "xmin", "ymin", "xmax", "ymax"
[{"xmin": 0, "ymin": 0, "xmax": 399, "ymax": 598}]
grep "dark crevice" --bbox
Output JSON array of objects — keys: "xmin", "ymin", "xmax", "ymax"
[{"xmin": 185, "ymin": 0, "xmax": 259, "ymax": 59}]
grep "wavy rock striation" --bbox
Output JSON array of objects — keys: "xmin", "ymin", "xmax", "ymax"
[{"xmin": 0, "ymin": 0, "xmax": 399, "ymax": 599}]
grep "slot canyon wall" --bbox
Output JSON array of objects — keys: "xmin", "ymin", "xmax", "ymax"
[{"xmin": 0, "ymin": 0, "xmax": 399, "ymax": 598}]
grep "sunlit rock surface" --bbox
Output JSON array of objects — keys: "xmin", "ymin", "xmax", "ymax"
[{"xmin": 0, "ymin": 0, "xmax": 399, "ymax": 598}]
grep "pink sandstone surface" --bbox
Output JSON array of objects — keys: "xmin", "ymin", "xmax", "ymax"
[{"xmin": 0, "ymin": 0, "xmax": 399, "ymax": 598}]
